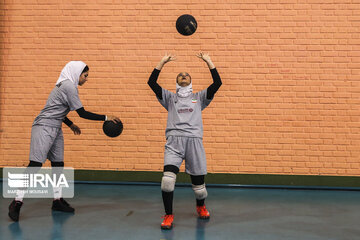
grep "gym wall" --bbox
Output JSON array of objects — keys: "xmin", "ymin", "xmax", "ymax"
[{"xmin": 0, "ymin": 1, "xmax": 359, "ymax": 178}]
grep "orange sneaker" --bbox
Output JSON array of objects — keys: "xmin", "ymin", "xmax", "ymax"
[
  {"xmin": 161, "ymin": 214, "xmax": 174, "ymax": 229},
  {"xmin": 196, "ymin": 205, "xmax": 210, "ymax": 219}
]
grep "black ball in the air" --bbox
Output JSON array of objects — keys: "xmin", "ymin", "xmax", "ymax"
[
  {"xmin": 103, "ymin": 120, "xmax": 123, "ymax": 138},
  {"xmin": 176, "ymin": 14, "xmax": 197, "ymax": 36}
]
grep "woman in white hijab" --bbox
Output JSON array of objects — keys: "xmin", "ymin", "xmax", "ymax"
[
  {"xmin": 8, "ymin": 61, "xmax": 120, "ymax": 222},
  {"xmin": 148, "ymin": 52, "xmax": 222, "ymax": 229}
]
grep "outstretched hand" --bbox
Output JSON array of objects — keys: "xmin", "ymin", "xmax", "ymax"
[
  {"xmin": 70, "ymin": 124, "xmax": 81, "ymax": 135},
  {"xmin": 156, "ymin": 53, "xmax": 176, "ymax": 70},
  {"xmin": 196, "ymin": 51, "xmax": 215, "ymax": 69},
  {"xmin": 162, "ymin": 53, "xmax": 177, "ymax": 63},
  {"xmin": 196, "ymin": 52, "xmax": 211, "ymax": 62}
]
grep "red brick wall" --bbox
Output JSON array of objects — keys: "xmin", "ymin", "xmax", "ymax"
[{"xmin": 1, "ymin": 1, "xmax": 359, "ymax": 175}]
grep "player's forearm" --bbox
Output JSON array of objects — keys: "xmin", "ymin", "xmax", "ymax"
[
  {"xmin": 63, "ymin": 117, "xmax": 73, "ymax": 127},
  {"xmin": 148, "ymin": 69, "xmax": 163, "ymax": 99},
  {"xmin": 76, "ymin": 107, "xmax": 106, "ymax": 121},
  {"xmin": 210, "ymin": 68, "xmax": 221, "ymax": 85},
  {"xmin": 205, "ymin": 60, "xmax": 215, "ymax": 70},
  {"xmin": 156, "ymin": 60, "xmax": 166, "ymax": 70},
  {"xmin": 206, "ymin": 68, "xmax": 222, "ymax": 99}
]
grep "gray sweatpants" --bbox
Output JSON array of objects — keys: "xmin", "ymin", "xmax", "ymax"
[
  {"xmin": 29, "ymin": 125, "xmax": 64, "ymax": 163},
  {"xmin": 164, "ymin": 136, "xmax": 207, "ymax": 175}
]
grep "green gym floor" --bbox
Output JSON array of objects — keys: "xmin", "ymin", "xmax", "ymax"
[{"xmin": 1, "ymin": 183, "xmax": 360, "ymax": 240}]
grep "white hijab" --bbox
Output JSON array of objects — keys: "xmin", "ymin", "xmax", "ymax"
[
  {"xmin": 55, "ymin": 61, "xmax": 87, "ymax": 87},
  {"xmin": 176, "ymin": 82, "xmax": 193, "ymax": 98}
]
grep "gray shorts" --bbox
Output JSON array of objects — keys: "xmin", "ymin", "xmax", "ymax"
[
  {"xmin": 164, "ymin": 136, "xmax": 207, "ymax": 175},
  {"xmin": 29, "ymin": 125, "xmax": 64, "ymax": 163}
]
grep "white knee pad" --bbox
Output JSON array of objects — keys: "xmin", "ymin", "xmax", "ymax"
[
  {"xmin": 192, "ymin": 184, "xmax": 208, "ymax": 200},
  {"xmin": 161, "ymin": 172, "xmax": 177, "ymax": 192}
]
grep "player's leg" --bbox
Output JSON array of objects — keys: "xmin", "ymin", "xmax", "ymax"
[
  {"xmin": 190, "ymin": 175, "xmax": 210, "ymax": 219},
  {"xmin": 48, "ymin": 129, "xmax": 74, "ymax": 213},
  {"xmin": 161, "ymin": 136, "xmax": 184, "ymax": 229},
  {"xmin": 184, "ymin": 138, "xmax": 210, "ymax": 219},
  {"xmin": 161, "ymin": 165, "xmax": 179, "ymax": 229},
  {"xmin": 8, "ymin": 160, "xmax": 43, "ymax": 222},
  {"xmin": 8, "ymin": 125, "xmax": 52, "ymax": 222},
  {"xmin": 162, "ymin": 165, "xmax": 179, "ymax": 215}
]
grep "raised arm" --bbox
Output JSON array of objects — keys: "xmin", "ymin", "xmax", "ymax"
[
  {"xmin": 196, "ymin": 52, "xmax": 222, "ymax": 99},
  {"xmin": 148, "ymin": 54, "xmax": 176, "ymax": 100}
]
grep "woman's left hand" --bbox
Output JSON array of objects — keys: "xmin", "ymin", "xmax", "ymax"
[
  {"xmin": 70, "ymin": 124, "xmax": 81, "ymax": 135},
  {"xmin": 196, "ymin": 52, "xmax": 211, "ymax": 63},
  {"xmin": 196, "ymin": 52, "xmax": 215, "ymax": 69}
]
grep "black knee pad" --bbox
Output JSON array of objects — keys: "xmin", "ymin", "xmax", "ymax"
[
  {"xmin": 164, "ymin": 165, "xmax": 179, "ymax": 174},
  {"xmin": 190, "ymin": 175, "xmax": 205, "ymax": 185},
  {"xmin": 28, "ymin": 161, "xmax": 42, "ymax": 167},
  {"xmin": 51, "ymin": 162, "xmax": 64, "ymax": 167}
]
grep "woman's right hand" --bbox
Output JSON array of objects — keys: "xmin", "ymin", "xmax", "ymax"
[
  {"xmin": 106, "ymin": 115, "xmax": 121, "ymax": 124},
  {"xmin": 156, "ymin": 53, "xmax": 176, "ymax": 70}
]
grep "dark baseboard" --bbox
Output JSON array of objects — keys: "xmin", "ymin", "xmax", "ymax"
[{"xmin": 1, "ymin": 168, "xmax": 359, "ymax": 189}]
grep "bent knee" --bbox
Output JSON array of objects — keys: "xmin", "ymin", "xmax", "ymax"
[
  {"xmin": 161, "ymin": 172, "xmax": 177, "ymax": 192},
  {"xmin": 192, "ymin": 184, "xmax": 208, "ymax": 199}
]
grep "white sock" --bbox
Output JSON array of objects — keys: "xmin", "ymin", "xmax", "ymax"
[
  {"xmin": 53, "ymin": 187, "xmax": 62, "ymax": 200},
  {"xmin": 15, "ymin": 190, "xmax": 25, "ymax": 202}
]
